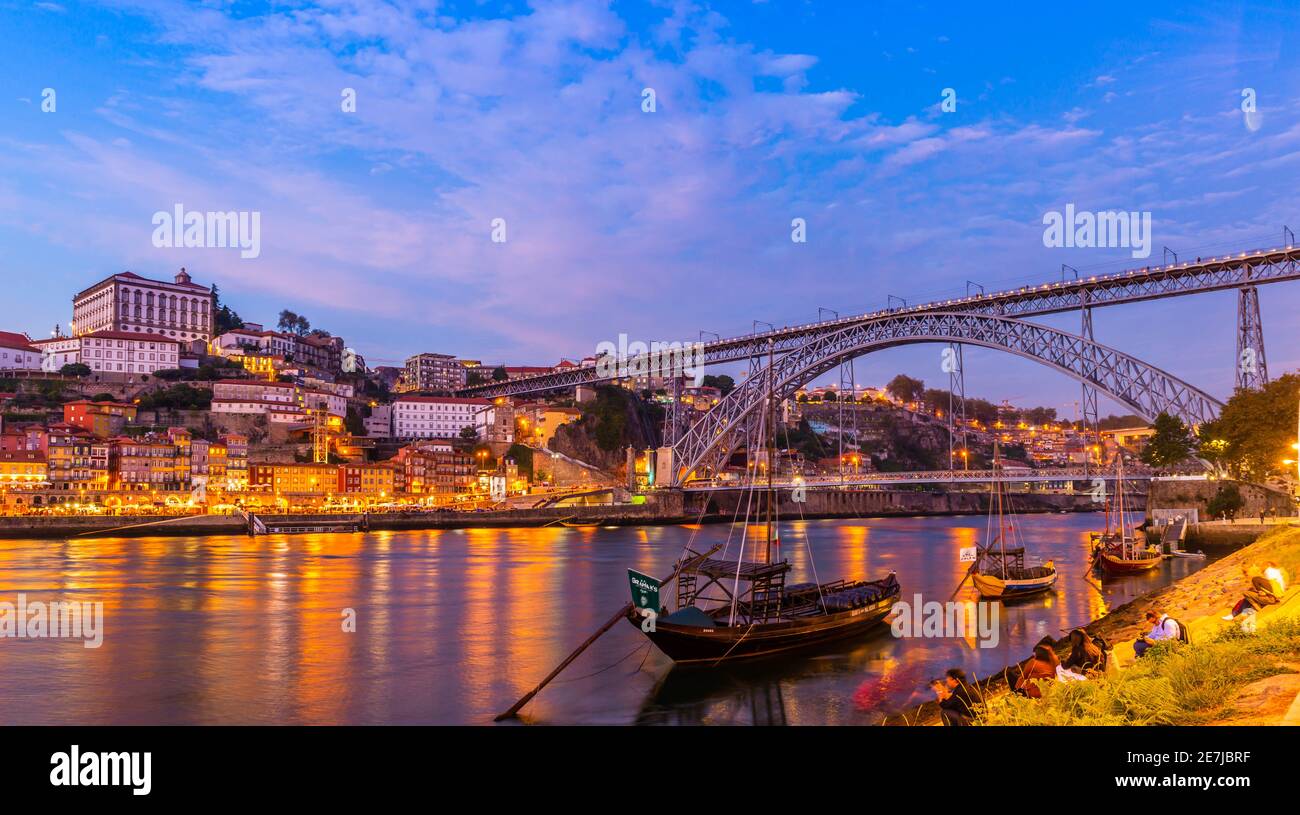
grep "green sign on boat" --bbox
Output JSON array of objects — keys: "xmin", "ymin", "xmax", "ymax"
[{"xmin": 628, "ymin": 569, "xmax": 660, "ymax": 611}]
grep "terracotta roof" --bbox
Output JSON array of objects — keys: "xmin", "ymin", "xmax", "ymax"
[{"xmin": 0, "ymin": 330, "xmax": 38, "ymax": 353}]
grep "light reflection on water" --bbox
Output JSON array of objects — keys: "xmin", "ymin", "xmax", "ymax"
[{"xmin": 0, "ymin": 513, "xmax": 1214, "ymax": 725}]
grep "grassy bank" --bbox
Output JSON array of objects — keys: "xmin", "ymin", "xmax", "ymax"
[{"xmin": 980, "ymin": 526, "xmax": 1300, "ymax": 726}]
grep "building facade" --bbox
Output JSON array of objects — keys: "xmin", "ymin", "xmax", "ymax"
[
  {"xmin": 401, "ymin": 353, "xmax": 468, "ymax": 392},
  {"xmin": 392, "ymin": 396, "xmax": 492, "ymax": 440},
  {"xmin": 75, "ymin": 331, "xmax": 182, "ymax": 377},
  {"xmin": 0, "ymin": 331, "xmax": 41, "ymax": 371},
  {"xmin": 73, "ymin": 269, "xmax": 216, "ymax": 344}
]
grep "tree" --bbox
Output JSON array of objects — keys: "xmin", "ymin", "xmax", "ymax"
[
  {"xmin": 60, "ymin": 363, "xmax": 91, "ymax": 377},
  {"xmin": 505, "ymin": 442, "xmax": 534, "ymax": 477},
  {"xmin": 212, "ymin": 284, "xmax": 245, "ymax": 335},
  {"xmin": 344, "ymin": 408, "xmax": 365, "ymax": 436},
  {"xmin": 492, "ymin": 366, "xmax": 508, "ymax": 382},
  {"xmin": 886, "ymin": 374, "xmax": 924, "ymax": 404},
  {"xmin": 1207, "ymin": 483, "xmax": 1244, "ymax": 520},
  {"xmin": 1196, "ymin": 373, "xmax": 1300, "ymax": 482},
  {"xmin": 1140, "ymin": 412, "xmax": 1194, "ymax": 468},
  {"xmin": 1021, "ymin": 406, "xmax": 1058, "ymax": 425},
  {"xmin": 701, "ymin": 374, "xmax": 736, "ymax": 396},
  {"xmin": 277, "ymin": 309, "xmax": 311, "ymax": 336}
]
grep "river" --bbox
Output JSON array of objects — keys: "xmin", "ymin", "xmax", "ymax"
[{"xmin": 0, "ymin": 512, "xmax": 1215, "ymax": 725}]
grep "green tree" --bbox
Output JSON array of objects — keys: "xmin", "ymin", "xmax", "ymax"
[
  {"xmin": 886, "ymin": 374, "xmax": 924, "ymax": 404},
  {"xmin": 1207, "ymin": 483, "xmax": 1244, "ymax": 520},
  {"xmin": 60, "ymin": 363, "xmax": 91, "ymax": 377},
  {"xmin": 701, "ymin": 374, "xmax": 736, "ymax": 396},
  {"xmin": 277, "ymin": 309, "xmax": 311, "ymax": 336},
  {"xmin": 1196, "ymin": 373, "xmax": 1300, "ymax": 481},
  {"xmin": 505, "ymin": 443, "xmax": 534, "ymax": 477},
  {"xmin": 211, "ymin": 284, "xmax": 244, "ymax": 335},
  {"xmin": 1140, "ymin": 412, "xmax": 1194, "ymax": 468},
  {"xmin": 492, "ymin": 365, "xmax": 508, "ymax": 382},
  {"xmin": 344, "ymin": 408, "xmax": 365, "ymax": 436}
]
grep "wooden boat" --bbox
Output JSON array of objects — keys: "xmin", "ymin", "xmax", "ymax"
[
  {"xmin": 1097, "ymin": 547, "xmax": 1162, "ymax": 574},
  {"xmin": 626, "ymin": 343, "xmax": 899, "ymax": 667},
  {"xmin": 1090, "ymin": 456, "xmax": 1163, "ymax": 576},
  {"xmin": 628, "ymin": 557, "xmax": 898, "ymax": 665},
  {"xmin": 966, "ymin": 444, "xmax": 1056, "ymax": 600}
]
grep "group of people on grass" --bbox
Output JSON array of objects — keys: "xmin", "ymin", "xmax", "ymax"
[{"xmin": 930, "ymin": 558, "xmax": 1290, "ymax": 725}]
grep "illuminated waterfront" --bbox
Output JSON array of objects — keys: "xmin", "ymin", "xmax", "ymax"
[{"xmin": 0, "ymin": 512, "xmax": 1213, "ymax": 725}]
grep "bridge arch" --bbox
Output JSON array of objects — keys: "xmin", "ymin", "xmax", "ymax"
[{"xmin": 670, "ymin": 312, "xmax": 1222, "ymax": 486}]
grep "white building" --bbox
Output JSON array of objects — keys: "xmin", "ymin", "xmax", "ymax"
[
  {"xmin": 73, "ymin": 268, "xmax": 216, "ymax": 344},
  {"xmin": 364, "ymin": 405, "xmax": 393, "ymax": 438},
  {"xmin": 38, "ymin": 331, "xmax": 182, "ymax": 377},
  {"xmin": 31, "ymin": 335, "xmax": 81, "ymax": 372},
  {"xmin": 392, "ymin": 396, "xmax": 492, "ymax": 440},
  {"xmin": 211, "ymin": 379, "xmax": 301, "ymax": 419},
  {"xmin": 301, "ymin": 389, "xmax": 347, "ymax": 417},
  {"xmin": 0, "ymin": 332, "xmax": 42, "ymax": 371}
]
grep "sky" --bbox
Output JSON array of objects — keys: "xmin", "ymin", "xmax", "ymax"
[{"xmin": 2, "ymin": 0, "xmax": 1300, "ymax": 418}]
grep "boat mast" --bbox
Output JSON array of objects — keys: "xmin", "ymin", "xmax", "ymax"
[
  {"xmin": 1116, "ymin": 454, "xmax": 1128, "ymax": 557},
  {"xmin": 995, "ymin": 440, "xmax": 1007, "ymax": 579}
]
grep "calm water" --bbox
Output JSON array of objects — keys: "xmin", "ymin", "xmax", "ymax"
[{"xmin": 0, "ymin": 513, "xmax": 1215, "ymax": 725}]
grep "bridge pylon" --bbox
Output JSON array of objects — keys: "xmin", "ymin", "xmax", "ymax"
[
  {"xmin": 1235, "ymin": 285, "xmax": 1269, "ymax": 390},
  {"xmin": 946, "ymin": 343, "xmax": 967, "ymax": 470},
  {"xmin": 1079, "ymin": 304, "xmax": 1099, "ymax": 476}
]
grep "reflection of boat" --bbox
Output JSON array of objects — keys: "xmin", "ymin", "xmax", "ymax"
[
  {"xmin": 967, "ymin": 444, "xmax": 1056, "ymax": 600},
  {"xmin": 1090, "ymin": 457, "xmax": 1162, "ymax": 576},
  {"xmin": 626, "ymin": 344, "xmax": 899, "ymax": 667}
]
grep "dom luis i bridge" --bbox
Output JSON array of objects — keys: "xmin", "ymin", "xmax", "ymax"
[{"xmin": 460, "ymin": 234, "xmax": 1300, "ymax": 490}]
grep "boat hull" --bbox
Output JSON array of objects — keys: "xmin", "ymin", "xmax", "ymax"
[
  {"xmin": 1098, "ymin": 551, "xmax": 1163, "ymax": 574},
  {"xmin": 630, "ymin": 596, "xmax": 897, "ymax": 666},
  {"xmin": 972, "ymin": 570, "xmax": 1057, "ymax": 600}
]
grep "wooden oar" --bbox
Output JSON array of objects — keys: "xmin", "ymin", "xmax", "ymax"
[
  {"xmin": 949, "ymin": 559, "xmax": 979, "ymax": 601},
  {"xmin": 494, "ymin": 541, "xmax": 724, "ymax": 722}
]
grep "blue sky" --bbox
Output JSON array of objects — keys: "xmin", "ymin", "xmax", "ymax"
[{"xmin": 2, "ymin": 0, "xmax": 1299, "ymax": 415}]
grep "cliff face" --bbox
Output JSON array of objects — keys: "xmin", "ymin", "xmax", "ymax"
[{"xmin": 548, "ymin": 387, "xmax": 662, "ymax": 474}]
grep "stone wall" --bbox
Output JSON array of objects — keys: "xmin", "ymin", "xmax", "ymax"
[{"xmin": 1146, "ymin": 478, "xmax": 1292, "ymax": 522}]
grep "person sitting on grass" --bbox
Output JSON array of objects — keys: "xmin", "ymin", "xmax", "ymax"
[
  {"xmin": 1062, "ymin": 627, "xmax": 1104, "ymax": 674},
  {"xmin": 1014, "ymin": 644, "xmax": 1058, "ymax": 698},
  {"xmin": 1134, "ymin": 609, "xmax": 1180, "ymax": 657},
  {"xmin": 934, "ymin": 668, "xmax": 981, "ymax": 726},
  {"xmin": 1223, "ymin": 562, "xmax": 1287, "ymax": 621}
]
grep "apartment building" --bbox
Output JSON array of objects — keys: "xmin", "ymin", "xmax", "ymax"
[{"xmin": 392, "ymin": 396, "xmax": 492, "ymax": 440}]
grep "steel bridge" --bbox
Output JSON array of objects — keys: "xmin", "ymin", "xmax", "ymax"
[
  {"xmin": 669, "ymin": 313, "xmax": 1221, "ymax": 484},
  {"xmin": 457, "ymin": 235, "xmax": 1295, "ymax": 487}
]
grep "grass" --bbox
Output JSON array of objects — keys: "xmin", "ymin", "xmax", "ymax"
[{"xmin": 980, "ymin": 616, "xmax": 1300, "ymax": 726}]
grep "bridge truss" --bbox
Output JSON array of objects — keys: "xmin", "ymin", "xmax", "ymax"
[{"xmin": 667, "ymin": 313, "xmax": 1223, "ymax": 486}]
